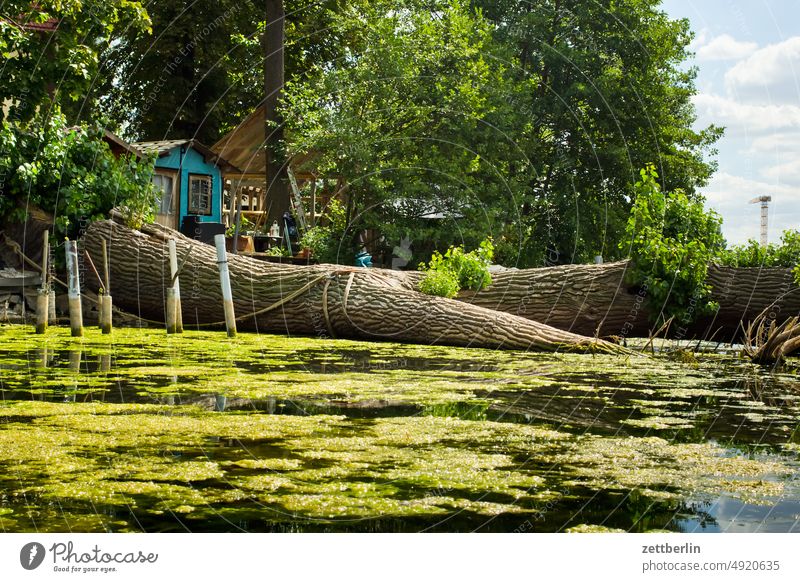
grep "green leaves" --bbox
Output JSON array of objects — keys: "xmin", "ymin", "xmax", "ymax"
[
  {"xmin": 0, "ymin": 110, "xmax": 159, "ymax": 239},
  {"xmin": 0, "ymin": 1, "xmax": 151, "ymax": 125},
  {"xmin": 719, "ymin": 230, "xmax": 800, "ymax": 269},
  {"xmin": 417, "ymin": 238, "xmax": 494, "ymax": 297},
  {"xmin": 283, "ymin": 1, "xmax": 505, "ymax": 258},
  {"xmin": 620, "ymin": 165, "xmax": 724, "ymax": 326}
]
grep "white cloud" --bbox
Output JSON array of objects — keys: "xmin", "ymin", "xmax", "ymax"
[
  {"xmin": 700, "ymin": 172, "xmax": 800, "ymax": 245},
  {"xmin": 696, "ymin": 34, "xmax": 757, "ymax": 61},
  {"xmin": 692, "ymin": 93, "xmax": 800, "ymax": 133},
  {"xmin": 747, "ymin": 133, "xmax": 800, "ymax": 154},
  {"xmin": 725, "ymin": 37, "xmax": 800, "ymax": 104},
  {"xmin": 688, "ymin": 28, "xmax": 709, "ymax": 53},
  {"xmin": 760, "ymin": 158, "xmax": 800, "ymax": 185}
]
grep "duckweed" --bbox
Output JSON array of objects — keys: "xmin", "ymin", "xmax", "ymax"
[{"xmin": 1, "ymin": 325, "xmax": 799, "ymax": 532}]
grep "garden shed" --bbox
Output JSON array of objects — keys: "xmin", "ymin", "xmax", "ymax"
[{"xmin": 133, "ymin": 139, "xmax": 240, "ymax": 231}]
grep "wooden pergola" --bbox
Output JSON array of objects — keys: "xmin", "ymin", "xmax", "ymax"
[{"xmin": 212, "ymin": 105, "xmax": 345, "ymax": 231}]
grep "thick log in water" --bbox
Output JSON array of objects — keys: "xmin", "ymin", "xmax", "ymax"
[
  {"xmin": 82, "ymin": 219, "xmax": 620, "ymax": 353},
  {"xmin": 446, "ymin": 262, "xmax": 800, "ymax": 341}
]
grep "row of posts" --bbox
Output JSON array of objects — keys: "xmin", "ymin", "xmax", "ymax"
[{"xmin": 36, "ymin": 233, "xmax": 237, "ymax": 338}]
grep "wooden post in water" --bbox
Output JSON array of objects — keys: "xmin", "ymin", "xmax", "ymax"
[
  {"xmin": 231, "ymin": 195, "xmax": 243, "ymax": 256},
  {"xmin": 165, "ymin": 287, "xmax": 178, "ymax": 334},
  {"xmin": 35, "ymin": 231, "xmax": 50, "ymax": 334},
  {"xmin": 99, "ymin": 238, "xmax": 112, "ymax": 334},
  {"xmin": 100, "ymin": 293, "xmax": 112, "ymax": 334},
  {"xmin": 65, "ymin": 240, "xmax": 83, "ymax": 337},
  {"xmin": 214, "ymin": 234, "xmax": 237, "ymax": 337},
  {"xmin": 35, "ymin": 290, "xmax": 49, "ymax": 334},
  {"xmin": 167, "ymin": 239, "xmax": 183, "ymax": 333},
  {"xmin": 48, "ymin": 288, "xmax": 56, "ymax": 321}
]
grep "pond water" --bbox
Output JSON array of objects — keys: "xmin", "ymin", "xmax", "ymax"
[{"xmin": 0, "ymin": 325, "xmax": 799, "ymax": 533}]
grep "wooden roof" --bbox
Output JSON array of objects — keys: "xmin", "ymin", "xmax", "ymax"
[{"xmin": 211, "ymin": 105, "xmax": 324, "ymax": 179}]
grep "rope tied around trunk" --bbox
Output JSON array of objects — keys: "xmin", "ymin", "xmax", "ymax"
[{"xmin": 142, "ymin": 267, "xmax": 363, "ymax": 330}]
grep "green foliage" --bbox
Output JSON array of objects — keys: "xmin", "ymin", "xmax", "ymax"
[
  {"xmin": 299, "ymin": 199, "xmax": 350, "ymax": 264},
  {"xmin": 265, "ymin": 246, "xmax": 290, "ymax": 257},
  {"xmin": 97, "ymin": 1, "xmax": 347, "ymax": 142},
  {"xmin": 418, "ymin": 239, "xmax": 494, "ymax": 297},
  {"xmin": 0, "ymin": 1, "xmax": 151, "ymax": 125},
  {"xmin": 284, "ymin": 0, "xmax": 507, "ymax": 260},
  {"xmin": 0, "ymin": 111, "xmax": 159, "ymax": 239},
  {"xmin": 619, "ymin": 165, "xmax": 725, "ymax": 326},
  {"xmin": 719, "ymin": 230, "xmax": 800, "ymax": 269},
  {"xmin": 284, "ymin": 0, "xmax": 721, "ymax": 267},
  {"xmin": 225, "ymin": 216, "xmax": 255, "ymax": 237},
  {"xmin": 418, "ymin": 269, "xmax": 461, "ymax": 299}
]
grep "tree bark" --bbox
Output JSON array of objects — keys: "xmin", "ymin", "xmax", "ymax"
[
  {"xmin": 446, "ymin": 262, "xmax": 800, "ymax": 341},
  {"xmin": 264, "ymin": 0, "xmax": 291, "ymax": 226},
  {"xmin": 82, "ymin": 219, "xmax": 621, "ymax": 353},
  {"xmin": 81, "ymin": 218, "xmax": 800, "ymax": 344}
]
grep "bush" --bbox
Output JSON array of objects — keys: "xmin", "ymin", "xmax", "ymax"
[
  {"xmin": 298, "ymin": 199, "xmax": 350, "ymax": 264},
  {"xmin": 418, "ymin": 268, "xmax": 461, "ymax": 298},
  {"xmin": 719, "ymin": 230, "xmax": 800, "ymax": 268},
  {"xmin": 619, "ymin": 165, "xmax": 725, "ymax": 326},
  {"xmin": 0, "ymin": 109, "xmax": 159, "ymax": 238},
  {"xmin": 417, "ymin": 238, "xmax": 494, "ymax": 297}
]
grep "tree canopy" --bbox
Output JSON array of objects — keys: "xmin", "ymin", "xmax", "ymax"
[
  {"xmin": 0, "ymin": 0, "xmax": 151, "ymax": 124},
  {"xmin": 1, "ymin": 0, "xmax": 723, "ymax": 271},
  {"xmin": 281, "ymin": 0, "xmax": 722, "ymax": 266}
]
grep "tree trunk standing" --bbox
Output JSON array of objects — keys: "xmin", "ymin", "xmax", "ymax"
[
  {"xmin": 264, "ymin": 0, "xmax": 291, "ymax": 226},
  {"xmin": 82, "ymin": 219, "xmax": 621, "ymax": 353}
]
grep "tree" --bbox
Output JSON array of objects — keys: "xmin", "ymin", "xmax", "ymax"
[
  {"xmin": 264, "ymin": 0, "xmax": 291, "ymax": 225},
  {"xmin": 471, "ymin": 0, "xmax": 722, "ymax": 266},
  {"xmin": 94, "ymin": 1, "xmax": 261, "ymax": 143},
  {"xmin": 0, "ymin": 109, "xmax": 159, "ymax": 241},
  {"xmin": 619, "ymin": 165, "xmax": 724, "ymax": 327},
  {"xmin": 0, "ymin": 0, "xmax": 151, "ymax": 124},
  {"xmin": 284, "ymin": 0, "xmax": 721, "ymax": 267},
  {"xmin": 94, "ymin": 1, "xmax": 350, "ymax": 143},
  {"xmin": 282, "ymin": 0, "xmax": 508, "ymax": 262}
]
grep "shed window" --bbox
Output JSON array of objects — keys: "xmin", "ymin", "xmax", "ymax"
[
  {"xmin": 188, "ymin": 174, "xmax": 213, "ymax": 215},
  {"xmin": 152, "ymin": 173, "xmax": 175, "ymax": 214}
]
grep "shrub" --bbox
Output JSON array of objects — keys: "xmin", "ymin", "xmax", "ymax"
[
  {"xmin": 719, "ymin": 230, "xmax": 800, "ymax": 269},
  {"xmin": 418, "ymin": 268, "xmax": 461, "ymax": 298},
  {"xmin": 417, "ymin": 238, "xmax": 494, "ymax": 297},
  {"xmin": 619, "ymin": 165, "xmax": 725, "ymax": 326},
  {"xmin": 0, "ymin": 109, "xmax": 159, "ymax": 238},
  {"xmin": 298, "ymin": 199, "xmax": 349, "ymax": 264}
]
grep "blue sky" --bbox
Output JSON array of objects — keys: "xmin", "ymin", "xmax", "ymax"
[{"xmin": 661, "ymin": 0, "xmax": 800, "ymax": 245}]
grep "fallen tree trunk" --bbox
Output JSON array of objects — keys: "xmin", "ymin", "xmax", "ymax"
[
  {"xmin": 82, "ymin": 219, "xmax": 621, "ymax": 353},
  {"xmin": 443, "ymin": 262, "xmax": 800, "ymax": 341}
]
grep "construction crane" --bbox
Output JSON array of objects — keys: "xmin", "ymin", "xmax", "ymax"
[{"xmin": 749, "ymin": 195, "xmax": 772, "ymax": 247}]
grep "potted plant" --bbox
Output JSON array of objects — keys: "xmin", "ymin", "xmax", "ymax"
[
  {"xmin": 226, "ymin": 216, "xmax": 255, "ymax": 252},
  {"xmin": 298, "ymin": 226, "xmax": 331, "ymax": 260}
]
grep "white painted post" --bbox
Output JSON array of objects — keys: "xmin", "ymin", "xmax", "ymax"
[
  {"xmin": 65, "ymin": 240, "xmax": 83, "ymax": 337},
  {"xmin": 214, "ymin": 234, "xmax": 237, "ymax": 338},
  {"xmin": 168, "ymin": 239, "xmax": 183, "ymax": 333}
]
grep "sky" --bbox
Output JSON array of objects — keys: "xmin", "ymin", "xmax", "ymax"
[{"xmin": 661, "ymin": 0, "xmax": 800, "ymax": 245}]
